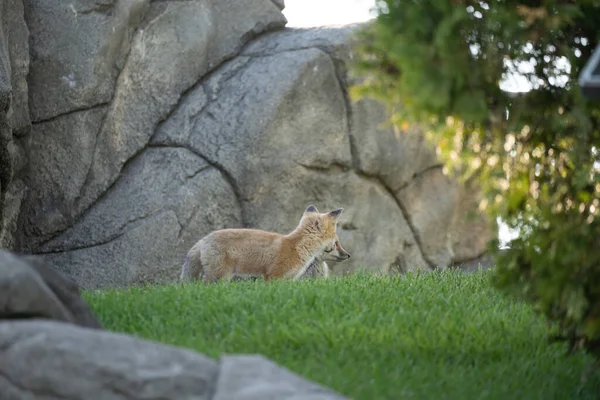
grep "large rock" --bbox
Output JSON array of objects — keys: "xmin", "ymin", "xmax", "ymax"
[
  {"xmin": 0, "ymin": 320, "xmax": 349, "ymax": 399},
  {"xmin": 11, "ymin": 10, "xmax": 493, "ymax": 288},
  {"xmin": 0, "ymin": 250, "xmax": 102, "ymax": 328},
  {"xmin": 20, "ymin": 254, "xmax": 104, "ymax": 329},
  {"xmin": 18, "ymin": 0, "xmax": 287, "ymax": 250}
]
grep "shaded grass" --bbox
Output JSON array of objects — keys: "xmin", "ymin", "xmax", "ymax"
[{"xmin": 83, "ymin": 269, "xmax": 600, "ymax": 399}]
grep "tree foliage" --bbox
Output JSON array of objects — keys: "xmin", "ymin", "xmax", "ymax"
[{"xmin": 351, "ymin": 0, "xmax": 600, "ymax": 360}]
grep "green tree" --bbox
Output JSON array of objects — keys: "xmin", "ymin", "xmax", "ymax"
[{"xmin": 351, "ymin": 0, "xmax": 600, "ymax": 361}]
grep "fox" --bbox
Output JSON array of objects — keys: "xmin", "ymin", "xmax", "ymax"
[
  {"xmin": 180, "ymin": 204, "xmax": 347, "ymax": 283},
  {"xmin": 301, "ymin": 239, "xmax": 351, "ymax": 279}
]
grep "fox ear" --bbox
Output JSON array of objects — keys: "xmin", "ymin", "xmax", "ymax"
[
  {"xmin": 304, "ymin": 204, "xmax": 319, "ymax": 214},
  {"xmin": 327, "ymin": 208, "xmax": 344, "ymax": 221}
]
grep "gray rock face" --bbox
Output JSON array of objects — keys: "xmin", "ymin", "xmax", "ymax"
[
  {"xmin": 18, "ymin": 0, "xmax": 287, "ymax": 251},
  {"xmin": 3, "ymin": 0, "xmax": 30, "ymax": 134},
  {"xmin": 0, "ymin": 250, "xmax": 102, "ymax": 328},
  {"xmin": 8, "ymin": 2, "xmax": 493, "ymax": 289},
  {"xmin": 0, "ymin": 320, "xmax": 349, "ymax": 400},
  {"xmin": 23, "ymin": 0, "xmax": 149, "ymax": 122},
  {"xmin": 0, "ymin": 0, "xmax": 31, "ymax": 250}
]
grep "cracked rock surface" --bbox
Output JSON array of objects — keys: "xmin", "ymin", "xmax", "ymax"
[{"xmin": 6, "ymin": 0, "xmax": 493, "ymax": 289}]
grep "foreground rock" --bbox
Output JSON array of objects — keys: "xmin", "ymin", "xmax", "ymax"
[
  {"xmin": 0, "ymin": 250, "xmax": 102, "ymax": 328},
  {"xmin": 0, "ymin": 320, "xmax": 348, "ymax": 400},
  {"xmin": 5, "ymin": 0, "xmax": 494, "ymax": 289}
]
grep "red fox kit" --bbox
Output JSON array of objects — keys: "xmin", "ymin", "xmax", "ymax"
[{"xmin": 180, "ymin": 205, "xmax": 347, "ymax": 283}]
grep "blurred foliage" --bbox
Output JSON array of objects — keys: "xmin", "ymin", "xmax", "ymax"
[{"xmin": 350, "ymin": 0, "xmax": 600, "ymax": 361}]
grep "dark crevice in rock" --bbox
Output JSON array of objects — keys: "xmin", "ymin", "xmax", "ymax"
[
  {"xmin": 239, "ymin": 19, "xmax": 289, "ymax": 53},
  {"xmin": 358, "ymin": 172, "xmax": 435, "ymax": 269},
  {"xmin": 177, "ymin": 204, "xmax": 201, "ymax": 239},
  {"xmin": 359, "ymin": 170, "xmax": 435, "ymax": 269},
  {"xmin": 411, "ymin": 162, "xmax": 444, "ymax": 182},
  {"xmin": 395, "ymin": 163, "xmax": 444, "ymax": 193},
  {"xmin": 295, "ymin": 161, "xmax": 350, "ymax": 173},
  {"xmin": 30, "ymin": 102, "xmax": 109, "ymax": 125},
  {"xmin": 73, "ymin": 31, "xmax": 141, "ymax": 217},
  {"xmin": 389, "ymin": 254, "xmax": 407, "ymax": 274},
  {"xmin": 315, "ymin": 47, "xmax": 362, "ymax": 172},
  {"xmin": 148, "ymin": 142, "xmax": 247, "ymax": 226},
  {"xmin": 0, "ymin": 312, "xmax": 53, "ymax": 321},
  {"xmin": 451, "ymin": 250, "xmax": 492, "ymax": 267},
  {"xmin": 153, "ymin": 56, "xmax": 252, "ymax": 137},
  {"xmin": 36, "ymin": 143, "xmax": 148, "ymax": 250},
  {"xmin": 36, "ymin": 209, "xmax": 169, "ymax": 254},
  {"xmin": 37, "ymin": 231, "xmax": 126, "ymax": 255}
]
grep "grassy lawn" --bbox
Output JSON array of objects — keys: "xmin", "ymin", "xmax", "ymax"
[{"xmin": 83, "ymin": 269, "xmax": 600, "ymax": 400}]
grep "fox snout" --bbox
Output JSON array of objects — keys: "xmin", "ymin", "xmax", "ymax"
[
  {"xmin": 323, "ymin": 241, "xmax": 350, "ymax": 262},
  {"xmin": 335, "ymin": 247, "xmax": 351, "ymax": 260},
  {"xmin": 335, "ymin": 241, "xmax": 350, "ymax": 259}
]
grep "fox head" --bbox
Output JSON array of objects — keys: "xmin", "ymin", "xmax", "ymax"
[{"xmin": 300, "ymin": 204, "xmax": 348, "ymax": 257}]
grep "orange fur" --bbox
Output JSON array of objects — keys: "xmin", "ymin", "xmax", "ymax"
[{"xmin": 180, "ymin": 205, "xmax": 345, "ymax": 283}]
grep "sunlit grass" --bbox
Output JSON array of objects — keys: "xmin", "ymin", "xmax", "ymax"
[{"xmin": 84, "ymin": 269, "xmax": 600, "ymax": 400}]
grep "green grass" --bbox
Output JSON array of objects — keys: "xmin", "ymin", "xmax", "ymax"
[{"xmin": 83, "ymin": 269, "xmax": 600, "ymax": 400}]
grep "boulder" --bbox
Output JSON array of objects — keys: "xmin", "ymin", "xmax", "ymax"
[
  {"xmin": 11, "ymin": 7, "xmax": 493, "ymax": 288},
  {"xmin": 0, "ymin": 320, "xmax": 349, "ymax": 399},
  {"xmin": 20, "ymin": 254, "xmax": 103, "ymax": 329},
  {"xmin": 0, "ymin": 250, "xmax": 102, "ymax": 328},
  {"xmin": 18, "ymin": 0, "xmax": 287, "ymax": 250}
]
